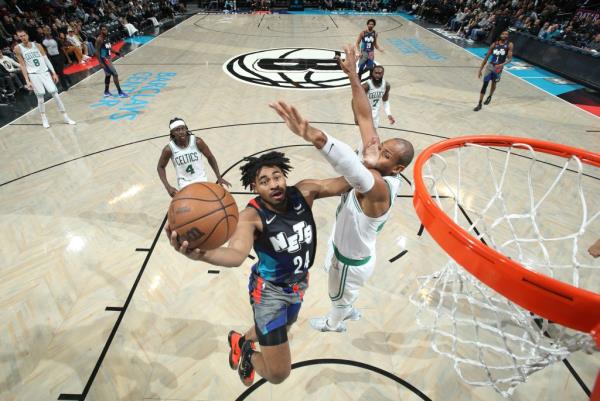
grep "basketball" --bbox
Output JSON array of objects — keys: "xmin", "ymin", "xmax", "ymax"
[{"xmin": 168, "ymin": 183, "xmax": 239, "ymax": 250}]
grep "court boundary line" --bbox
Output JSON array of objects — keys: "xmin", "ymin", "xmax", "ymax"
[
  {"xmin": 2, "ymin": 121, "xmax": 598, "ymax": 189},
  {"xmin": 235, "ymin": 358, "xmax": 433, "ymax": 401}
]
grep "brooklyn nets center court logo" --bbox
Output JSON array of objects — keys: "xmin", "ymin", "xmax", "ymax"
[{"xmin": 223, "ymin": 48, "xmax": 369, "ymax": 90}]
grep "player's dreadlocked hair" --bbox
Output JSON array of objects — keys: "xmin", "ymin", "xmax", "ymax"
[{"xmin": 240, "ymin": 151, "xmax": 293, "ymax": 190}]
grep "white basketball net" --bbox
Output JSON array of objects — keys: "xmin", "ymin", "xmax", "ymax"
[{"xmin": 410, "ymin": 142, "xmax": 599, "ymax": 397}]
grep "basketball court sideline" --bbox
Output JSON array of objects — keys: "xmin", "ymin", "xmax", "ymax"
[{"xmin": 0, "ymin": 13, "xmax": 598, "ymax": 401}]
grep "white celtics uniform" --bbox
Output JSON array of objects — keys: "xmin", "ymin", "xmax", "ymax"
[
  {"xmin": 367, "ymin": 78, "xmax": 386, "ymax": 128},
  {"xmin": 169, "ymin": 134, "xmax": 207, "ymax": 189},
  {"xmin": 19, "ymin": 42, "xmax": 57, "ymax": 95},
  {"xmin": 327, "ymin": 175, "xmax": 401, "ymax": 307}
]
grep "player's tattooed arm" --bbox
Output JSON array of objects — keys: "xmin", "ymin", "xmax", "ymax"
[
  {"xmin": 355, "ymin": 31, "xmax": 364, "ymax": 53},
  {"xmin": 478, "ymin": 44, "xmax": 494, "ymax": 79},
  {"xmin": 14, "ymin": 47, "xmax": 31, "ymax": 90}
]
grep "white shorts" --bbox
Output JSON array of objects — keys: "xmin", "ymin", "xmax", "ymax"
[
  {"xmin": 372, "ymin": 108, "xmax": 380, "ymax": 128},
  {"xmin": 30, "ymin": 72, "xmax": 57, "ymax": 95},
  {"xmin": 326, "ymin": 243, "xmax": 375, "ymax": 307},
  {"xmin": 178, "ymin": 175, "xmax": 208, "ymax": 189}
]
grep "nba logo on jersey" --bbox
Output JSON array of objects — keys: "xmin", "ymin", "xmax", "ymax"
[
  {"xmin": 269, "ymin": 221, "xmax": 313, "ymax": 253},
  {"xmin": 224, "ymin": 48, "xmax": 369, "ymax": 89}
]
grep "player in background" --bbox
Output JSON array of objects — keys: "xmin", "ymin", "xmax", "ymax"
[
  {"xmin": 157, "ymin": 117, "xmax": 230, "ymax": 196},
  {"xmin": 474, "ymin": 30, "xmax": 513, "ymax": 112},
  {"xmin": 15, "ymin": 29, "xmax": 76, "ymax": 128}
]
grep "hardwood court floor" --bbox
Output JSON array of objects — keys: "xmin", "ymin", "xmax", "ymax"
[{"xmin": 1, "ymin": 13, "xmax": 599, "ymax": 401}]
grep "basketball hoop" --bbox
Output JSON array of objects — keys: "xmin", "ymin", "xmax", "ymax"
[{"xmin": 411, "ymin": 135, "xmax": 600, "ymax": 397}]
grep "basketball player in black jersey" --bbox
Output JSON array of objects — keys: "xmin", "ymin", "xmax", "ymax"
[
  {"xmin": 474, "ymin": 31, "xmax": 513, "ymax": 112},
  {"xmin": 168, "ymin": 153, "xmax": 350, "ymax": 386}
]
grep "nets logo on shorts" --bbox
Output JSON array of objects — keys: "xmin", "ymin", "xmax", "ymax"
[{"xmin": 223, "ymin": 48, "xmax": 368, "ymax": 90}]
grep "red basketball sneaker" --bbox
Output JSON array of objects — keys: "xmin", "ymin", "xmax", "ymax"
[
  {"xmin": 238, "ymin": 340, "xmax": 256, "ymax": 386},
  {"xmin": 228, "ymin": 330, "xmax": 242, "ymax": 370}
]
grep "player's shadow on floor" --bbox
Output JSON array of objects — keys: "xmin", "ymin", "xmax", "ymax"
[{"xmin": 303, "ymin": 366, "xmax": 409, "ymax": 401}]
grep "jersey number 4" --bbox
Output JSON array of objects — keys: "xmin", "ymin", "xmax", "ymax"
[
  {"xmin": 293, "ymin": 250, "xmax": 310, "ymax": 275},
  {"xmin": 185, "ymin": 164, "xmax": 195, "ymax": 174}
]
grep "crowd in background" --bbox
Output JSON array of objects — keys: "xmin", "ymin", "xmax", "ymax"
[
  {"xmin": 0, "ymin": 0, "xmax": 186, "ymax": 103},
  {"xmin": 405, "ymin": 0, "xmax": 600, "ymax": 51}
]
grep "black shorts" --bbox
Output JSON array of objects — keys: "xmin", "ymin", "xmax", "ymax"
[{"xmin": 100, "ymin": 58, "xmax": 117, "ymax": 76}]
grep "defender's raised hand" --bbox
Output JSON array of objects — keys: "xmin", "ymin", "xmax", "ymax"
[
  {"xmin": 338, "ymin": 44, "xmax": 359, "ymax": 77},
  {"xmin": 269, "ymin": 101, "xmax": 326, "ymax": 148}
]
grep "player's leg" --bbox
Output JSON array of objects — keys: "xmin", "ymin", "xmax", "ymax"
[
  {"xmin": 485, "ymin": 77, "xmax": 499, "ymax": 105},
  {"xmin": 316, "ymin": 256, "xmax": 374, "ymax": 332},
  {"xmin": 106, "ymin": 61, "xmax": 125, "ymax": 97},
  {"xmin": 102, "ymin": 65, "xmax": 113, "ymax": 96},
  {"xmin": 248, "ymin": 339, "xmax": 291, "ymax": 384},
  {"xmin": 30, "ymin": 75, "xmax": 50, "ymax": 128},
  {"xmin": 236, "ymin": 276, "xmax": 305, "ymax": 385},
  {"xmin": 474, "ymin": 78, "xmax": 490, "ymax": 111},
  {"xmin": 43, "ymin": 73, "xmax": 75, "ymax": 125},
  {"xmin": 358, "ymin": 51, "xmax": 369, "ymax": 75},
  {"xmin": 112, "ymin": 72, "xmax": 128, "ymax": 98}
]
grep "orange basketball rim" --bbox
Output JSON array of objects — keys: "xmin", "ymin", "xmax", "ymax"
[{"xmin": 412, "ymin": 135, "xmax": 600, "ymax": 346}]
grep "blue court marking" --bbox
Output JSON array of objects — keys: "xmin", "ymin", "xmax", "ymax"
[
  {"xmin": 465, "ymin": 47, "xmax": 583, "ymax": 95},
  {"xmin": 388, "ymin": 37, "xmax": 446, "ymax": 60},
  {"xmin": 124, "ymin": 35, "xmax": 155, "ymax": 45}
]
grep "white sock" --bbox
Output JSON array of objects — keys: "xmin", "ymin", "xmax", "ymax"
[
  {"xmin": 37, "ymin": 94, "xmax": 45, "ymax": 113},
  {"xmin": 328, "ymin": 305, "xmax": 351, "ymax": 328},
  {"xmin": 51, "ymin": 92, "xmax": 65, "ymax": 113}
]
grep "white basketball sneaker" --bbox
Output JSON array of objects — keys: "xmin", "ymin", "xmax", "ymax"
[
  {"xmin": 343, "ymin": 308, "xmax": 362, "ymax": 321},
  {"xmin": 63, "ymin": 114, "xmax": 76, "ymax": 125},
  {"xmin": 310, "ymin": 317, "xmax": 346, "ymax": 332},
  {"xmin": 41, "ymin": 114, "xmax": 50, "ymax": 128}
]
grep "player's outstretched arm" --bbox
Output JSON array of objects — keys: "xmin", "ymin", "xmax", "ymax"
[
  {"xmin": 167, "ymin": 207, "xmax": 257, "ymax": 266},
  {"xmin": 338, "ymin": 45, "xmax": 380, "ymax": 167},
  {"xmin": 270, "ymin": 100, "xmax": 378, "ymax": 195},
  {"xmin": 339, "ymin": 45, "xmax": 378, "ymax": 143},
  {"xmin": 296, "ymin": 176, "xmax": 351, "ymax": 206}
]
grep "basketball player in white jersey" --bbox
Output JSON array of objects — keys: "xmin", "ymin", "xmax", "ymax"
[
  {"xmin": 15, "ymin": 29, "xmax": 75, "ymax": 129},
  {"xmin": 270, "ymin": 45, "xmax": 415, "ymax": 333},
  {"xmin": 157, "ymin": 117, "xmax": 231, "ymax": 197},
  {"xmin": 357, "ymin": 65, "xmax": 395, "ymax": 129}
]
